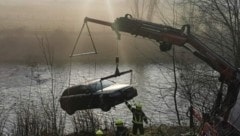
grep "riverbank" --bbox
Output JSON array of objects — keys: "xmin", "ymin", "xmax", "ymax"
[{"xmin": 66, "ymin": 125, "xmax": 191, "ymax": 136}]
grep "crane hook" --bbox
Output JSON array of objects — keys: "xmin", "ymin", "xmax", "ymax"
[{"xmin": 115, "ymin": 57, "xmax": 120, "ymax": 76}]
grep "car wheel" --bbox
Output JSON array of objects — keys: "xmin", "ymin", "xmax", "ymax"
[
  {"xmin": 66, "ymin": 108, "xmax": 75, "ymax": 115},
  {"xmin": 101, "ymin": 104, "xmax": 111, "ymax": 112}
]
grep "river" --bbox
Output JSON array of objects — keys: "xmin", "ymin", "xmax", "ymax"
[{"xmin": 0, "ymin": 62, "xmax": 188, "ymax": 133}]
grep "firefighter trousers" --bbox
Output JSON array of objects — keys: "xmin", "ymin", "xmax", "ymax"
[{"xmin": 132, "ymin": 123, "xmax": 144, "ymax": 135}]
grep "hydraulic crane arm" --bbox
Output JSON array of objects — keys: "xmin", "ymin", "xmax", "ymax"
[
  {"xmin": 84, "ymin": 17, "xmax": 112, "ymax": 27},
  {"xmin": 84, "ymin": 14, "xmax": 237, "ymax": 83}
]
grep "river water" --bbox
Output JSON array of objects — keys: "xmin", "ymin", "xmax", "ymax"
[{"xmin": 0, "ymin": 62, "xmax": 188, "ymax": 132}]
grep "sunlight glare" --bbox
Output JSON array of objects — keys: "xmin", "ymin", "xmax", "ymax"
[
  {"xmin": 80, "ymin": 0, "xmax": 93, "ymax": 16},
  {"xmin": 106, "ymin": 0, "xmax": 114, "ymax": 20}
]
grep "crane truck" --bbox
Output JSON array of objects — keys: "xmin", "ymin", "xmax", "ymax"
[{"xmin": 75, "ymin": 14, "xmax": 240, "ymax": 135}]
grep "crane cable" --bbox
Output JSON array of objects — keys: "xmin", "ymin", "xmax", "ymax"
[
  {"xmin": 115, "ymin": 38, "xmax": 120, "ymax": 76},
  {"xmin": 66, "ymin": 21, "xmax": 98, "ymax": 112},
  {"xmin": 115, "ymin": 38, "xmax": 133, "ymax": 85},
  {"xmin": 68, "ymin": 21, "xmax": 98, "ymax": 85},
  {"xmin": 70, "ymin": 22, "xmax": 97, "ymax": 57}
]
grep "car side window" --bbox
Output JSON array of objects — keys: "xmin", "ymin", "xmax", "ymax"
[
  {"xmin": 88, "ymin": 83, "xmax": 98, "ymax": 92},
  {"xmin": 101, "ymin": 80, "xmax": 114, "ymax": 89},
  {"xmin": 88, "ymin": 80, "xmax": 114, "ymax": 92}
]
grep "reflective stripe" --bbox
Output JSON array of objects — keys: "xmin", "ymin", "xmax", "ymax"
[
  {"xmin": 133, "ymin": 113, "xmax": 143, "ymax": 124},
  {"xmin": 132, "ymin": 120, "xmax": 143, "ymax": 124}
]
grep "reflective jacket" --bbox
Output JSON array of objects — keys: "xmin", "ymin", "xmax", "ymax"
[{"xmin": 125, "ymin": 102, "xmax": 148, "ymax": 124}]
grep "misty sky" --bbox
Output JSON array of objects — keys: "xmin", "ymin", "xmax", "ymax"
[
  {"xmin": 0, "ymin": 0, "xmax": 131, "ymax": 31},
  {"xmin": 0, "ymin": 0, "xmax": 176, "ymax": 63}
]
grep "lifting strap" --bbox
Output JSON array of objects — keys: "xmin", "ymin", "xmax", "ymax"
[{"xmin": 70, "ymin": 22, "xmax": 97, "ymax": 57}]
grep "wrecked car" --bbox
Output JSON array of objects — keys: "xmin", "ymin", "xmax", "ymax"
[{"xmin": 59, "ymin": 79, "xmax": 138, "ymax": 115}]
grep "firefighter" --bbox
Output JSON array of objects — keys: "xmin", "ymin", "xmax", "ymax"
[
  {"xmin": 125, "ymin": 101, "xmax": 148, "ymax": 136},
  {"xmin": 96, "ymin": 129, "xmax": 104, "ymax": 136},
  {"xmin": 115, "ymin": 119, "xmax": 129, "ymax": 136}
]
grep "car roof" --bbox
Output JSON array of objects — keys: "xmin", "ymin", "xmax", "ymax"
[
  {"xmin": 82, "ymin": 79, "xmax": 100, "ymax": 85},
  {"xmin": 86, "ymin": 79, "xmax": 114, "ymax": 92},
  {"xmin": 86, "ymin": 79, "xmax": 132, "ymax": 92},
  {"xmin": 102, "ymin": 84, "xmax": 130, "ymax": 92}
]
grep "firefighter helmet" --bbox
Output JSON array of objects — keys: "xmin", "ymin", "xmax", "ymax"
[
  {"xmin": 96, "ymin": 129, "xmax": 103, "ymax": 135},
  {"xmin": 115, "ymin": 119, "xmax": 124, "ymax": 126},
  {"xmin": 135, "ymin": 103, "xmax": 142, "ymax": 110}
]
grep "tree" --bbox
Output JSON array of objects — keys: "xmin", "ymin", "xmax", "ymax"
[
  {"xmin": 179, "ymin": 0, "xmax": 240, "ymax": 67},
  {"xmin": 177, "ymin": 0, "xmax": 240, "ymax": 134}
]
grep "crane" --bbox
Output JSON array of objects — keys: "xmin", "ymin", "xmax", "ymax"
[{"xmin": 77, "ymin": 14, "xmax": 240, "ymax": 135}]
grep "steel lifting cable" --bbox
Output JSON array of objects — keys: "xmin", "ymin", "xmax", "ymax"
[
  {"xmin": 115, "ymin": 38, "xmax": 120, "ymax": 75},
  {"xmin": 68, "ymin": 20, "xmax": 98, "ymax": 84},
  {"xmin": 70, "ymin": 22, "xmax": 97, "ymax": 57},
  {"xmin": 66, "ymin": 21, "xmax": 99, "ymax": 111},
  {"xmin": 70, "ymin": 23, "xmax": 85, "ymax": 57},
  {"xmin": 115, "ymin": 38, "xmax": 133, "ymax": 85}
]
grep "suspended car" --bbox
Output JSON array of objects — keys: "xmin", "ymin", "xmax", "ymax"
[{"xmin": 59, "ymin": 79, "xmax": 138, "ymax": 115}]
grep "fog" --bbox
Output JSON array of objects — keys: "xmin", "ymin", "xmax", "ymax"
[
  {"xmin": 0, "ymin": 0, "xmax": 178, "ymax": 64},
  {"xmin": 0, "ymin": 0, "xmax": 131, "ymax": 30}
]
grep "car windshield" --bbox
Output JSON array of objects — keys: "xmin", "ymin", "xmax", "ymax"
[{"xmin": 88, "ymin": 80, "xmax": 114, "ymax": 92}]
